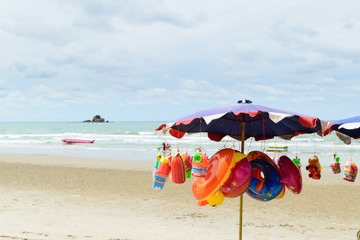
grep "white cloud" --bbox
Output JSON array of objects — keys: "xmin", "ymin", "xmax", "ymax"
[
  {"xmin": 0, "ymin": 0, "xmax": 359, "ymax": 120},
  {"xmin": 13, "ymin": 62, "xmax": 58, "ymax": 78},
  {"xmin": 0, "ymin": 90, "xmax": 27, "ymax": 108}
]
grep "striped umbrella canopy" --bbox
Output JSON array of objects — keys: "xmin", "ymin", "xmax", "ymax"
[
  {"xmin": 157, "ymin": 99, "xmax": 328, "ymax": 141},
  {"xmin": 326, "ymin": 115, "xmax": 360, "ymax": 144}
]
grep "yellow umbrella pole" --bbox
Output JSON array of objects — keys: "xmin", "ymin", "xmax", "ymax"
[{"xmin": 239, "ymin": 120, "xmax": 245, "ymax": 240}]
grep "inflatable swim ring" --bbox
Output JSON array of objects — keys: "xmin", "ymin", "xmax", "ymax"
[
  {"xmin": 275, "ymin": 185, "xmax": 285, "ymax": 199},
  {"xmin": 278, "ymin": 155, "xmax": 302, "ymax": 194},
  {"xmin": 220, "ymin": 155, "xmax": 252, "ymax": 198},
  {"xmin": 246, "ymin": 151, "xmax": 283, "ymax": 201},
  {"xmin": 192, "ymin": 148, "xmax": 239, "ymax": 206}
]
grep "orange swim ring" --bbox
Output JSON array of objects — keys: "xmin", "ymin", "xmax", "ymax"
[{"xmin": 192, "ymin": 148, "xmax": 240, "ymax": 206}]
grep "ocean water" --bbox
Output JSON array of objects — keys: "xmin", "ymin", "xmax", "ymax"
[{"xmin": 0, "ymin": 121, "xmax": 359, "ymax": 165}]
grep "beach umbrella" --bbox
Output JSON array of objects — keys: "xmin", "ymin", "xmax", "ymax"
[
  {"xmin": 156, "ymin": 99, "xmax": 328, "ymax": 240},
  {"xmin": 326, "ymin": 116, "xmax": 360, "ymax": 144},
  {"xmin": 157, "ymin": 99, "xmax": 327, "ymax": 142}
]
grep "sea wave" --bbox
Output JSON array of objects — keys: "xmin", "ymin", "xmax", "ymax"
[{"xmin": 0, "ymin": 121, "xmax": 359, "ymax": 162}]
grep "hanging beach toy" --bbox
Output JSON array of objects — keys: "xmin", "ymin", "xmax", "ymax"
[
  {"xmin": 330, "ymin": 133, "xmax": 341, "ymax": 174},
  {"xmin": 306, "ymin": 134, "xmax": 321, "ymax": 180},
  {"xmin": 154, "ymin": 153, "xmax": 161, "ymax": 170},
  {"xmin": 155, "ymin": 145, "xmax": 164, "ymax": 170},
  {"xmin": 183, "ymin": 138, "xmax": 192, "ymax": 179},
  {"xmin": 183, "ymin": 153, "xmax": 192, "ymax": 179},
  {"xmin": 191, "ymin": 151, "xmax": 209, "ymax": 178},
  {"xmin": 330, "ymin": 153, "xmax": 341, "ymax": 174},
  {"xmin": 191, "ymin": 122, "xmax": 209, "ymax": 178},
  {"xmin": 171, "ymin": 153, "xmax": 186, "ymax": 184},
  {"xmin": 153, "ymin": 155, "xmax": 171, "ymax": 190},
  {"xmin": 292, "ymin": 139, "xmax": 301, "ymax": 169},
  {"xmin": 305, "ymin": 155, "xmax": 322, "ymax": 180},
  {"xmin": 343, "ymin": 160, "xmax": 358, "ymax": 182},
  {"xmin": 292, "ymin": 156, "xmax": 301, "ymax": 169}
]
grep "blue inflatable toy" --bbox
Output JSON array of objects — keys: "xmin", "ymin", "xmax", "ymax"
[{"xmin": 246, "ymin": 151, "xmax": 283, "ymax": 201}]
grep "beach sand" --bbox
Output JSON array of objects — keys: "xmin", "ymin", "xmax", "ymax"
[{"xmin": 0, "ymin": 154, "xmax": 359, "ymax": 240}]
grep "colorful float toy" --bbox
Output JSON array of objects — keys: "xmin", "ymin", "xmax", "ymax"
[
  {"xmin": 330, "ymin": 154, "xmax": 341, "ymax": 174},
  {"xmin": 183, "ymin": 153, "xmax": 192, "ymax": 179},
  {"xmin": 306, "ymin": 155, "xmax": 321, "ymax": 180},
  {"xmin": 278, "ymin": 156, "xmax": 302, "ymax": 194},
  {"xmin": 171, "ymin": 153, "xmax": 186, "ymax": 184},
  {"xmin": 193, "ymin": 148, "xmax": 246, "ymax": 206},
  {"xmin": 191, "ymin": 152, "xmax": 209, "ymax": 178},
  {"xmin": 153, "ymin": 155, "xmax": 171, "ymax": 190},
  {"xmin": 266, "ymin": 145, "xmax": 288, "ymax": 152},
  {"xmin": 246, "ymin": 151, "xmax": 284, "ymax": 201},
  {"xmin": 292, "ymin": 157, "xmax": 301, "ymax": 169},
  {"xmin": 343, "ymin": 160, "xmax": 358, "ymax": 182},
  {"xmin": 154, "ymin": 154, "xmax": 161, "ymax": 170},
  {"xmin": 220, "ymin": 155, "xmax": 252, "ymax": 198}
]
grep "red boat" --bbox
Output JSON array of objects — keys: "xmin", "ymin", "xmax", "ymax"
[{"xmin": 62, "ymin": 139, "xmax": 95, "ymax": 143}]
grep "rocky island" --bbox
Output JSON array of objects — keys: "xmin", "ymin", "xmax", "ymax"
[{"xmin": 83, "ymin": 115, "xmax": 108, "ymax": 123}]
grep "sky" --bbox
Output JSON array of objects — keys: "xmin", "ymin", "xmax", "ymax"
[{"xmin": 0, "ymin": 0, "xmax": 360, "ymax": 122}]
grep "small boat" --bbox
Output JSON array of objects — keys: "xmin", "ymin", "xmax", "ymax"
[
  {"xmin": 266, "ymin": 145, "xmax": 288, "ymax": 152},
  {"xmin": 62, "ymin": 139, "xmax": 95, "ymax": 143}
]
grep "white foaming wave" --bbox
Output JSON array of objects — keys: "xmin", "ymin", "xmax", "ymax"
[
  {"xmin": 0, "ymin": 139, "xmax": 55, "ymax": 145},
  {"xmin": 293, "ymin": 138, "xmax": 309, "ymax": 141},
  {"xmin": 92, "ymin": 134, "xmax": 159, "ymax": 142},
  {"xmin": 139, "ymin": 131, "xmax": 155, "ymax": 135},
  {"xmin": 0, "ymin": 134, "xmax": 90, "ymax": 143},
  {"xmin": 0, "ymin": 134, "xmax": 45, "ymax": 139}
]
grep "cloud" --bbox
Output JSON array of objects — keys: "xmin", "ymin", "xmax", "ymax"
[
  {"xmin": 28, "ymin": 84, "xmax": 109, "ymax": 107},
  {"xmin": 0, "ymin": 90, "xmax": 26, "ymax": 108},
  {"xmin": 0, "ymin": 80, "xmax": 9, "ymax": 90},
  {"xmin": 13, "ymin": 62, "xmax": 57, "ymax": 78},
  {"xmin": 236, "ymin": 81, "xmax": 329, "ymax": 104},
  {"xmin": 133, "ymin": 75, "xmax": 233, "ymax": 107},
  {"xmin": 0, "ymin": 2, "xmax": 76, "ymax": 46},
  {"xmin": 0, "ymin": 0, "xmax": 360, "ymax": 121},
  {"xmin": 68, "ymin": 0, "xmax": 207, "ymax": 30},
  {"xmin": 269, "ymin": 20, "xmax": 318, "ymax": 47}
]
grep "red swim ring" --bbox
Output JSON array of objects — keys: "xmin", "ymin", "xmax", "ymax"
[{"xmin": 220, "ymin": 155, "xmax": 252, "ymax": 198}]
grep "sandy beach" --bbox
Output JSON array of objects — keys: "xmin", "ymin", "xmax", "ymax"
[{"xmin": 0, "ymin": 154, "xmax": 359, "ymax": 240}]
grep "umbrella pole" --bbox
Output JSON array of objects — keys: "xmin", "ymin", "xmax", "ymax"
[
  {"xmin": 239, "ymin": 195, "xmax": 243, "ymax": 240},
  {"xmin": 239, "ymin": 121, "xmax": 245, "ymax": 240}
]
